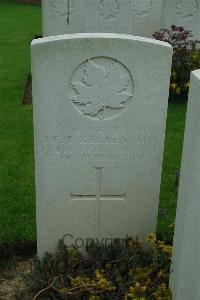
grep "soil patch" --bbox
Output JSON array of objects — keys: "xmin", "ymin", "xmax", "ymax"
[
  {"xmin": 0, "ymin": 240, "xmax": 37, "ymax": 299},
  {"xmin": 0, "ymin": 256, "xmax": 35, "ymax": 300},
  {"xmin": 0, "ymin": 240, "xmax": 37, "ymax": 259},
  {"xmin": 22, "ymin": 74, "xmax": 32, "ymax": 105}
]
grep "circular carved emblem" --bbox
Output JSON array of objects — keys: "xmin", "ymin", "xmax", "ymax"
[
  {"xmin": 176, "ymin": 0, "xmax": 199, "ymax": 18},
  {"xmin": 133, "ymin": 0, "xmax": 153, "ymax": 16},
  {"xmin": 98, "ymin": 0, "xmax": 120, "ymax": 19},
  {"xmin": 70, "ymin": 57, "xmax": 134, "ymax": 120},
  {"xmin": 54, "ymin": 0, "xmax": 75, "ymax": 19}
]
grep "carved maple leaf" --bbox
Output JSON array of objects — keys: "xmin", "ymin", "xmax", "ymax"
[
  {"xmin": 176, "ymin": 0, "xmax": 198, "ymax": 18},
  {"xmin": 98, "ymin": 0, "xmax": 120, "ymax": 19},
  {"xmin": 71, "ymin": 60, "xmax": 132, "ymax": 117}
]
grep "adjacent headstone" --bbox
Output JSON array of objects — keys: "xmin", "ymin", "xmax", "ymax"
[
  {"xmin": 42, "ymin": 0, "xmax": 164, "ymax": 38},
  {"xmin": 31, "ymin": 33, "xmax": 172, "ymax": 258},
  {"xmin": 170, "ymin": 70, "xmax": 200, "ymax": 300},
  {"xmin": 162, "ymin": 0, "xmax": 200, "ymax": 40},
  {"xmin": 132, "ymin": 0, "xmax": 164, "ymax": 38}
]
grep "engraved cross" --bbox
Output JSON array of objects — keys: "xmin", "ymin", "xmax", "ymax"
[
  {"xmin": 71, "ymin": 167, "xmax": 126, "ymax": 236},
  {"xmin": 67, "ymin": 0, "xmax": 70, "ymax": 24}
]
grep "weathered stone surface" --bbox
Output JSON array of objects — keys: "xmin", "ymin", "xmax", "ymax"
[
  {"xmin": 42, "ymin": 0, "xmax": 164, "ymax": 38},
  {"xmin": 31, "ymin": 33, "xmax": 172, "ymax": 258},
  {"xmin": 132, "ymin": 0, "xmax": 164, "ymax": 38},
  {"xmin": 170, "ymin": 70, "xmax": 200, "ymax": 300},
  {"xmin": 162, "ymin": 0, "xmax": 200, "ymax": 39}
]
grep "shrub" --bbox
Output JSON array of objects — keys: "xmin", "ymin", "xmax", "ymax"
[
  {"xmin": 30, "ymin": 234, "xmax": 172, "ymax": 299},
  {"xmin": 153, "ymin": 25, "xmax": 200, "ymax": 102}
]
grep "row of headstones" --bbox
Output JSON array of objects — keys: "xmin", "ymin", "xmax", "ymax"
[
  {"xmin": 43, "ymin": 0, "xmax": 200, "ymax": 39},
  {"xmin": 32, "ymin": 1, "xmax": 200, "ymax": 299}
]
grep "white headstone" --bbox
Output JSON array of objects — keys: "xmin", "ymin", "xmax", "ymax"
[
  {"xmin": 31, "ymin": 33, "xmax": 172, "ymax": 258},
  {"xmin": 132, "ymin": 0, "xmax": 164, "ymax": 38},
  {"xmin": 162, "ymin": 0, "xmax": 200, "ymax": 39},
  {"xmin": 170, "ymin": 70, "xmax": 200, "ymax": 300},
  {"xmin": 42, "ymin": 0, "xmax": 164, "ymax": 38}
]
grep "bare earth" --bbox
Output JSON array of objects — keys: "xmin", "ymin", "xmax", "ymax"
[{"xmin": 0, "ymin": 257, "xmax": 35, "ymax": 300}]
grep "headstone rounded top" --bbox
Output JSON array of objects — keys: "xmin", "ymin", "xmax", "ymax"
[{"xmin": 32, "ymin": 33, "xmax": 172, "ymax": 49}]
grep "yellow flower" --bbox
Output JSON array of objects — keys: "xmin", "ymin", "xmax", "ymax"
[
  {"xmin": 147, "ymin": 233, "xmax": 157, "ymax": 243},
  {"xmin": 170, "ymin": 82, "xmax": 177, "ymax": 89},
  {"xmin": 135, "ymin": 282, "xmax": 141, "ymax": 288},
  {"xmin": 175, "ymin": 87, "xmax": 181, "ymax": 94},
  {"xmin": 158, "ymin": 269, "xmax": 168, "ymax": 279},
  {"xmin": 95, "ymin": 269, "xmax": 116, "ymax": 291},
  {"xmin": 163, "ymin": 245, "xmax": 172, "ymax": 256},
  {"xmin": 129, "ymin": 239, "xmax": 142, "ymax": 251},
  {"xmin": 153, "ymin": 283, "xmax": 171, "ymax": 300},
  {"xmin": 184, "ymin": 81, "xmax": 190, "ymax": 88},
  {"xmin": 156, "ymin": 240, "xmax": 165, "ymax": 251},
  {"xmin": 171, "ymin": 71, "xmax": 177, "ymax": 78}
]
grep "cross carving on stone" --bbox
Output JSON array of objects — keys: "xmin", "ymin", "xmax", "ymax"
[
  {"xmin": 67, "ymin": 0, "xmax": 70, "ymax": 24},
  {"xmin": 71, "ymin": 167, "xmax": 126, "ymax": 236}
]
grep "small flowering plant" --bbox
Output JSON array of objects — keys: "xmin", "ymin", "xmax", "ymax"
[
  {"xmin": 30, "ymin": 234, "xmax": 172, "ymax": 299},
  {"xmin": 153, "ymin": 25, "xmax": 200, "ymax": 102}
]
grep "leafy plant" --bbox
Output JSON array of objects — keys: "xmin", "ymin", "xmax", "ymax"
[
  {"xmin": 153, "ymin": 25, "xmax": 200, "ymax": 102},
  {"xmin": 29, "ymin": 235, "xmax": 172, "ymax": 299}
]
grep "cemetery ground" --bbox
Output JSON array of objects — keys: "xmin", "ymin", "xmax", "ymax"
[{"xmin": 0, "ymin": 0, "xmax": 187, "ymax": 298}]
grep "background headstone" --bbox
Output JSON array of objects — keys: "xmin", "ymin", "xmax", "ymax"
[
  {"xmin": 132, "ymin": 0, "xmax": 164, "ymax": 38},
  {"xmin": 31, "ymin": 33, "xmax": 172, "ymax": 258},
  {"xmin": 162, "ymin": 0, "xmax": 200, "ymax": 39},
  {"xmin": 42, "ymin": 0, "xmax": 164, "ymax": 38},
  {"xmin": 170, "ymin": 70, "xmax": 200, "ymax": 300}
]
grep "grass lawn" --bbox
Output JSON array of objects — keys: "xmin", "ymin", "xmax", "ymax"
[
  {"xmin": 0, "ymin": 0, "xmax": 187, "ymax": 244},
  {"xmin": 0, "ymin": 0, "xmax": 41, "ymax": 243},
  {"xmin": 157, "ymin": 102, "xmax": 187, "ymax": 238}
]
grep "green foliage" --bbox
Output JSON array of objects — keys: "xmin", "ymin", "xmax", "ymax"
[
  {"xmin": 31, "ymin": 235, "xmax": 172, "ymax": 300},
  {"xmin": 153, "ymin": 25, "xmax": 200, "ymax": 102}
]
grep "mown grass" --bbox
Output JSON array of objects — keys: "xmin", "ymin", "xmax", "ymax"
[
  {"xmin": 157, "ymin": 102, "xmax": 187, "ymax": 238},
  {"xmin": 0, "ymin": 0, "xmax": 41, "ymax": 243},
  {"xmin": 0, "ymin": 0, "xmax": 187, "ymax": 243}
]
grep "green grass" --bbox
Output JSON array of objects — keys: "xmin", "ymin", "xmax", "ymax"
[
  {"xmin": 157, "ymin": 102, "xmax": 187, "ymax": 237},
  {"xmin": 0, "ymin": 0, "xmax": 41, "ymax": 243},
  {"xmin": 0, "ymin": 0, "xmax": 187, "ymax": 244}
]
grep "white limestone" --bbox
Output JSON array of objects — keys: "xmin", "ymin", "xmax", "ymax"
[
  {"xmin": 133, "ymin": 0, "xmax": 164, "ymax": 38},
  {"xmin": 31, "ymin": 33, "xmax": 172, "ymax": 258},
  {"xmin": 162, "ymin": 0, "xmax": 200, "ymax": 40},
  {"xmin": 170, "ymin": 70, "xmax": 200, "ymax": 300},
  {"xmin": 42, "ymin": 0, "xmax": 164, "ymax": 38}
]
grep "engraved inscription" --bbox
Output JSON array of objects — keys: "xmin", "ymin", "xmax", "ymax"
[
  {"xmin": 133, "ymin": 0, "xmax": 153, "ymax": 16},
  {"xmin": 54, "ymin": 0, "xmax": 75, "ymax": 23},
  {"xmin": 98, "ymin": 0, "xmax": 120, "ymax": 19},
  {"xmin": 70, "ymin": 57, "xmax": 134, "ymax": 120},
  {"xmin": 39, "ymin": 126, "xmax": 158, "ymax": 162},
  {"xmin": 176, "ymin": 0, "xmax": 199, "ymax": 18},
  {"xmin": 71, "ymin": 167, "xmax": 125, "ymax": 235}
]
